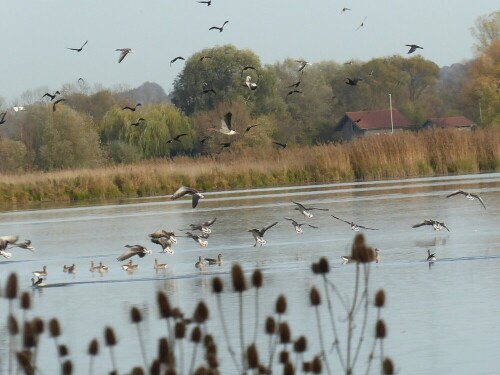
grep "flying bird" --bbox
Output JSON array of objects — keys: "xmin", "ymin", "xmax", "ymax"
[
  {"xmin": 244, "ymin": 76, "xmax": 258, "ymax": 90},
  {"xmin": 412, "ymin": 220, "xmax": 450, "ymax": 232},
  {"xmin": 446, "ymin": 190, "xmax": 486, "ymax": 209},
  {"xmin": 248, "ymin": 221, "xmax": 279, "ymax": 247},
  {"xmin": 171, "ymin": 186, "xmax": 204, "ymax": 208},
  {"xmin": 52, "ymin": 98, "xmax": 66, "ymax": 112},
  {"xmin": 287, "ymin": 71, "xmax": 304, "ymax": 88},
  {"xmin": 151, "ymin": 237, "xmax": 175, "ymax": 254},
  {"xmin": 67, "ymin": 40, "xmax": 88, "ymax": 52},
  {"xmin": 346, "ymin": 78, "xmax": 363, "ymax": 86},
  {"xmin": 284, "ymin": 217, "xmax": 318, "ymax": 233},
  {"xmin": 331, "ymin": 215, "xmax": 379, "ymax": 231},
  {"xmin": 170, "ymin": 56, "xmax": 185, "ymax": 66},
  {"xmin": 189, "ymin": 217, "xmax": 217, "ymax": 234},
  {"xmin": 341, "ymin": 7, "xmax": 351, "ymax": 14},
  {"xmin": 116, "ymin": 48, "xmax": 133, "ymax": 63},
  {"xmin": 131, "ymin": 118, "xmax": 146, "ymax": 126},
  {"xmin": 0, "ymin": 112, "xmax": 6, "ymax": 125},
  {"xmin": 122, "ymin": 103, "xmax": 142, "ymax": 111},
  {"xmin": 217, "ymin": 112, "xmax": 238, "ymax": 135},
  {"xmin": 292, "ymin": 201, "xmax": 328, "ymax": 218},
  {"xmin": 286, "ymin": 90, "xmax": 302, "ymax": 99},
  {"xmin": 197, "ymin": 0, "xmax": 211, "ymax": 5},
  {"xmin": 78, "ymin": 78, "xmax": 85, "ymax": 84},
  {"xmin": 295, "ymin": 60, "xmax": 312, "ymax": 72},
  {"xmin": 167, "ymin": 133, "xmax": 188, "ymax": 143},
  {"xmin": 209, "ymin": 21, "xmax": 229, "ymax": 32},
  {"xmin": 406, "ymin": 44, "xmax": 423, "ymax": 54},
  {"xmin": 13, "ymin": 106, "xmax": 25, "ymax": 112},
  {"xmin": 42, "ymin": 91, "xmax": 60, "ymax": 101},
  {"xmin": 13, "ymin": 239, "xmax": 35, "ymax": 252},
  {"xmin": 273, "ymin": 141, "xmax": 287, "ymax": 149},
  {"xmin": 202, "ymin": 88, "xmax": 217, "ymax": 95},
  {"xmin": 185, "ymin": 232, "xmax": 209, "ymax": 247},
  {"xmin": 245, "ymin": 124, "xmax": 261, "ymax": 133},
  {"xmin": 200, "ymin": 135, "xmax": 211, "ymax": 144},
  {"xmin": 0, "ymin": 235, "xmax": 18, "ymax": 253},
  {"xmin": 427, "ymin": 249, "xmax": 436, "ymax": 261},
  {"xmin": 117, "ymin": 244, "xmax": 152, "ymax": 261},
  {"xmin": 356, "ymin": 16, "xmax": 367, "ymax": 30}
]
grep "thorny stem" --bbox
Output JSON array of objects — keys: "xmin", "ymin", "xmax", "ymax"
[
  {"xmin": 364, "ymin": 308, "xmax": 381, "ymax": 375},
  {"xmin": 352, "ymin": 264, "xmax": 371, "ymax": 371},
  {"xmin": 315, "ymin": 306, "xmax": 332, "ymax": 375},
  {"xmin": 135, "ymin": 323, "xmax": 148, "ymax": 370},
  {"xmin": 239, "ymin": 293, "xmax": 247, "ymax": 372},
  {"xmin": 322, "ymin": 275, "xmax": 346, "ymax": 372},
  {"xmin": 188, "ymin": 342, "xmax": 199, "ymax": 375},
  {"xmin": 252, "ymin": 288, "xmax": 260, "ymax": 344},
  {"xmin": 215, "ymin": 294, "xmax": 241, "ymax": 373},
  {"xmin": 346, "ymin": 263, "xmax": 361, "ymax": 374}
]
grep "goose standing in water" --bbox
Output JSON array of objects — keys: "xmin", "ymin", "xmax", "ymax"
[
  {"xmin": 32, "ymin": 266, "xmax": 48, "ymax": 277},
  {"xmin": 284, "ymin": 217, "xmax": 318, "ymax": 233},
  {"xmin": 427, "ymin": 249, "xmax": 436, "ymax": 261},
  {"xmin": 331, "ymin": 215, "xmax": 379, "ymax": 231},
  {"xmin": 31, "ymin": 277, "xmax": 45, "ymax": 287},
  {"xmin": 154, "ymin": 258, "xmax": 168, "ymax": 270},
  {"xmin": 248, "ymin": 222, "xmax": 278, "ymax": 247},
  {"xmin": 292, "ymin": 201, "xmax": 329, "ymax": 218},
  {"xmin": 412, "ymin": 220, "xmax": 450, "ymax": 232},
  {"xmin": 117, "ymin": 244, "xmax": 152, "ymax": 261},
  {"xmin": 189, "ymin": 217, "xmax": 217, "ymax": 234},
  {"xmin": 122, "ymin": 259, "xmax": 138, "ymax": 271},
  {"xmin": 195, "ymin": 256, "xmax": 205, "ymax": 270},
  {"xmin": 205, "ymin": 253, "xmax": 224, "ymax": 265},
  {"xmin": 63, "ymin": 264, "xmax": 77, "ymax": 274},
  {"xmin": 171, "ymin": 186, "xmax": 205, "ymax": 208},
  {"xmin": 446, "ymin": 190, "xmax": 486, "ymax": 209},
  {"xmin": 90, "ymin": 260, "xmax": 108, "ymax": 272},
  {"xmin": 185, "ymin": 232, "xmax": 209, "ymax": 247}
]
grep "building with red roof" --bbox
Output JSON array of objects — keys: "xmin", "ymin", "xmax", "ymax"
[{"xmin": 422, "ymin": 116, "xmax": 476, "ymax": 130}]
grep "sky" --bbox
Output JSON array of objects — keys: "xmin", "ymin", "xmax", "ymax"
[{"xmin": 1, "ymin": 0, "xmax": 498, "ymax": 104}]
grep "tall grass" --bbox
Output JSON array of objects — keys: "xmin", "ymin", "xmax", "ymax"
[{"xmin": 0, "ymin": 129, "xmax": 498, "ymax": 204}]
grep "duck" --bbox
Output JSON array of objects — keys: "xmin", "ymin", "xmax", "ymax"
[
  {"xmin": 154, "ymin": 258, "xmax": 168, "ymax": 270},
  {"xmin": 427, "ymin": 249, "xmax": 436, "ymax": 261},
  {"xmin": 63, "ymin": 264, "xmax": 77, "ymax": 274},
  {"xmin": 205, "ymin": 254, "xmax": 224, "ymax": 265},
  {"xmin": 122, "ymin": 259, "xmax": 138, "ymax": 271},
  {"xmin": 195, "ymin": 256, "xmax": 205, "ymax": 270},
  {"xmin": 32, "ymin": 266, "xmax": 47, "ymax": 277}
]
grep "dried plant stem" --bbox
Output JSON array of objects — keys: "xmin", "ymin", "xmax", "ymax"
[
  {"xmin": 346, "ymin": 263, "xmax": 361, "ymax": 374},
  {"xmin": 239, "ymin": 293, "xmax": 247, "ymax": 372},
  {"xmin": 252, "ymin": 288, "xmax": 260, "ymax": 343},
  {"xmin": 215, "ymin": 294, "xmax": 241, "ymax": 373},
  {"xmin": 108, "ymin": 346, "xmax": 118, "ymax": 375},
  {"xmin": 326, "ymin": 279, "xmax": 349, "ymax": 313},
  {"xmin": 352, "ymin": 265, "xmax": 371, "ymax": 369},
  {"xmin": 89, "ymin": 356, "xmax": 95, "ymax": 375},
  {"xmin": 314, "ymin": 306, "xmax": 332, "ymax": 375},
  {"xmin": 188, "ymin": 342, "xmax": 199, "ymax": 375},
  {"xmin": 53, "ymin": 337, "xmax": 63, "ymax": 373},
  {"xmin": 380, "ymin": 339, "xmax": 385, "ymax": 372},
  {"xmin": 178, "ymin": 339, "xmax": 185, "ymax": 375},
  {"xmin": 364, "ymin": 309, "xmax": 381, "ymax": 375},
  {"xmin": 322, "ymin": 275, "xmax": 346, "ymax": 372},
  {"xmin": 135, "ymin": 323, "xmax": 148, "ymax": 369},
  {"xmin": 8, "ymin": 302, "xmax": 13, "ymax": 375},
  {"xmin": 267, "ymin": 315, "xmax": 281, "ymax": 371}
]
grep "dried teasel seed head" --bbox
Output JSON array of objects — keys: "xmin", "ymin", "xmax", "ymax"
[
  {"xmin": 265, "ymin": 316, "xmax": 276, "ymax": 335},
  {"xmin": 311, "ymin": 355, "xmax": 322, "ymax": 374},
  {"xmin": 23, "ymin": 322, "xmax": 35, "ymax": 349},
  {"xmin": 375, "ymin": 290, "xmax": 386, "ymax": 308},
  {"xmin": 6, "ymin": 273, "xmax": 18, "ymax": 299},
  {"xmin": 382, "ymin": 358, "xmax": 394, "ymax": 375},
  {"xmin": 258, "ymin": 364, "xmax": 268, "ymax": 374},
  {"xmin": 150, "ymin": 359, "xmax": 161, "ymax": 375},
  {"xmin": 131, "ymin": 367, "xmax": 145, "ymax": 375},
  {"xmin": 62, "ymin": 360, "xmax": 73, "ymax": 375},
  {"xmin": 279, "ymin": 350, "xmax": 289, "ymax": 364},
  {"xmin": 317, "ymin": 257, "xmax": 330, "ymax": 274},
  {"xmin": 293, "ymin": 336, "xmax": 307, "ymax": 353},
  {"xmin": 206, "ymin": 342, "xmax": 217, "ymax": 357},
  {"xmin": 207, "ymin": 353, "xmax": 218, "ymax": 369},
  {"xmin": 231, "ymin": 263, "xmax": 246, "ymax": 292},
  {"xmin": 252, "ymin": 269, "xmax": 263, "ymax": 288},
  {"xmin": 310, "ymin": 286, "xmax": 321, "ymax": 306},
  {"xmin": 8, "ymin": 314, "xmax": 19, "ymax": 335},
  {"xmin": 33, "ymin": 317, "xmax": 44, "ymax": 335},
  {"xmin": 59, "ymin": 344, "xmax": 69, "ymax": 357},
  {"xmin": 172, "ymin": 307, "xmax": 183, "ymax": 320},
  {"xmin": 158, "ymin": 337, "xmax": 169, "ymax": 364},
  {"xmin": 130, "ymin": 306, "xmax": 142, "ymax": 323},
  {"xmin": 20, "ymin": 292, "xmax": 31, "ymax": 310},
  {"xmin": 283, "ymin": 361, "xmax": 295, "ymax": 375},
  {"xmin": 175, "ymin": 321, "xmax": 186, "ymax": 339},
  {"xmin": 247, "ymin": 344, "xmax": 259, "ymax": 369},
  {"xmin": 88, "ymin": 339, "xmax": 99, "ymax": 356},
  {"xmin": 203, "ymin": 334, "xmax": 214, "ymax": 347},
  {"xmin": 157, "ymin": 291, "xmax": 172, "ymax": 319},
  {"xmin": 191, "ymin": 325, "xmax": 202, "ymax": 343},
  {"xmin": 276, "ymin": 295, "xmax": 287, "ymax": 314},
  {"xmin": 164, "ymin": 369, "xmax": 177, "ymax": 375},
  {"xmin": 376, "ymin": 319, "xmax": 387, "ymax": 339},
  {"xmin": 302, "ymin": 362, "xmax": 311, "ymax": 373},
  {"xmin": 193, "ymin": 367, "xmax": 208, "ymax": 375},
  {"xmin": 311, "ymin": 262, "xmax": 320, "ymax": 274},
  {"xmin": 193, "ymin": 301, "xmax": 209, "ymax": 324},
  {"xmin": 49, "ymin": 318, "xmax": 61, "ymax": 337},
  {"xmin": 104, "ymin": 326, "xmax": 117, "ymax": 346},
  {"xmin": 16, "ymin": 351, "xmax": 34, "ymax": 373},
  {"xmin": 279, "ymin": 322, "xmax": 291, "ymax": 344},
  {"xmin": 212, "ymin": 277, "xmax": 223, "ymax": 294}
]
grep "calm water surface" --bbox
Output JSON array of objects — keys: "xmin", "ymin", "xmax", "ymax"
[{"xmin": 1, "ymin": 173, "xmax": 499, "ymax": 374}]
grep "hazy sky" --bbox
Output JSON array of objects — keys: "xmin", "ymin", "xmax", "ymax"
[{"xmin": 1, "ymin": 0, "xmax": 498, "ymax": 103}]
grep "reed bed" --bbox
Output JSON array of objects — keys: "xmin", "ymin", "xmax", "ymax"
[
  {"xmin": 1, "ymin": 234, "xmax": 395, "ymax": 375},
  {"xmin": 0, "ymin": 129, "xmax": 498, "ymax": 204}
]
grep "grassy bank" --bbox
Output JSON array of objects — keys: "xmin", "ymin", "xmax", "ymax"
[{"xmin": 0, "ymin": 129, "xmax": 499, "ymax": 205}]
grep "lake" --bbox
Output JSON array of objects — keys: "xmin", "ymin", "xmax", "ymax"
[{"xmin": 1, "ymin": 173, "xmax": 499, "ymax": 374}]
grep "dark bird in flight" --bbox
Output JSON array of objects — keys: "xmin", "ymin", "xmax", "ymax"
[
  {"xmin": 0, "ymin": 112, "xmax": 6, "ymax": 125},
  {"xmin": 189, "ymin": 217, "xmax": 217, "ymax": 234},
  {"xmin": 287, "ymin": 71, "xmax": 304, "ymax": 88},
  {"xmin": 412, "ymin": 220, "xmax": 450, "ymax": 232},
  {"xmin": 116, "ymin": 48, "xmax": 133, "ymax": 63},
  {"xmin": 67, "ymin": 40, "xmax": 88, "ymax": 52},
  {"xmin": 52, "ymin": 98, "xmax": 66, "ymax": 112},
  {"xmin": 356, "ymin": 16, "xmax": 367, "ymax": 30},
  {"xmin": 248, "ymin": 221, "xmax": 279, "ymax": 247},
  {"xmin": 171, "ymin": 186, "xmax": 204, "ymax": 208},
  {"xmin": 295, "ymin": 60, "xmax": 312, "ymax": 72},
  {"xmin": 242, "ymin": 65, "xmax": 258, "ymax": 73},
  {"xmin": 199, "ymin": 55, "xmax": 212, "ymax": 61},
  {"xmin": 202, "ymin": 88, "xmax": 217, "ymax": 95},
  {"xmin": 42, "ymin": 91, "xmax": 60, "ymax": 101},
  {"xmin": 170, "ymin": 56, "xmax": 185, "ymax": 66},
  {"xmin": 406, "ymin": 44, "xmax": 423, "ymax": 54},
  {"xmin": 284, "ymin": 217, "xmax": 318, "ymax": 233},
  {"xmin": 131, "ymin": 118, "xmax": 146, "ymax": 126},
  {"xmin": 209, "ymin": 21, "xmax": 229, "ymax": 32},
  {"xmin": 78, "ymin": 78, "xmax": 85, "ymax": 84},
  {"xmin": 245, "ymin": 124, "xmax": 261, "ymax": 133},
  {"xmin": 427, "ymin": 249, "xmax": 436, "ymax": 261},
  {"xmin": 273, "ymin": 141, "xmax": 287, "ymax": 149},
  {"xmin": 167, "ymin": 133, "xmax": 188, "ymax": 143},
  {"xmin": 197, "ymin": 0, "xmax": 211, "ymax": 5},
  {"xmin": 286, "ymin": 90, "xmax": 302, "ymax": 98},
  {"xmin": 293, "ymin": 201, "xmax": 328, "ymax": 218},
  {"xmin": 122, "ymin": 103, "xmax": 142, "ymax": 111},
  {"xmin": 446, "ymin": 190, "xmax": 486, "ymax": 209},
  {"xmin": 341, "ymin": 7, "xmax": 351, "ymax": 14},
  {"xmin": 117, "ymin": 245, "xmax": 152, "ymax": 261},
  {"xmin": 331, "ymin": 215, "xmax": 378, "ymax": 231},
  {"xmin": 346, "ymin": 77, "xmax": 363, "ymax": 86},
  {"xmin": 185, "ymin": 232, "xmax": 209, "ymax": 247}
]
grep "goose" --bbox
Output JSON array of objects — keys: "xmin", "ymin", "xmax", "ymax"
[
  {"xmin": 131, "ymin": 118, "xmax": 146, "ymax": 126},
  {"xmin": 292, "ymin": 201, "xmax": 329, "ymax": 218},
  {"xmin": 341, "ymin": 255, "xmax": 353, "ymax": 264},
  {"xmin": 154, "ymin": 258, "xmax": 168, "ymax": 270},
  {"xmin": 331, "ymin": 215, "xmax": 379, "ymax": 231},
  {"xmin": 170, "ymin": 56, "xmax": 185, "ymax": 66},
  {"xmin": 0, "ymin": 112, "xmax": 6, "ymax": 125},
  {"xmin": 295, "ymin": 60, "xmax": 312, "ymax": 72},
  {"xmin": 287, "ymin": 71, "xmax": 304, "ymax": 88},
  {"xmin": 427, "ymin": 249, "xmax": 436, "ymax": 261},
  {"xmin": 13, "ymin": 240, "xmax": 35, "ymax": 252},
  {"xmin": 122, "ymin": 259, "xmax": 138, "ymax": 271},
  {"xmin": 245, "ymin": 124, "xmax": 261, "ymax": 133},
  {"xmin": 286, "ymin": 90, "xmax": 302, "ymax": 99},
  {"xmin": 150, "ymin": 237, "xmax": 175, "ymax": 254},
  {"xmin": 116, "ymin": 245, "xmax": 152, "ymax": 261},
  {"xmin": 67, "ymin": 40, "xmax": 88, "ymax": 52},
  {"xmin": 406, "ymin": 44, "xmax": 423, "ymax": 54},
  {"xmin": 412, "ymin": 220, "xmax": 450, "ymax": 232},
  {"xmin": 202, "ymin": 88, "xmax": 217, "ymax": 95},
  {"xmin": 273, "ymin": 141, "xmax": 287, "ymax": 149},
  {"xmin": 171, "ymin": 186, "xmax": 204, "ymax": 208},
  {"xmin": 31, "ymin": 277, "xmax": 45, "ymax": 287},
  {"xmin": 149, "ymin": 229, "xmax": 177, "ymax": 243},
  {"xmin": 63, "ymin": 264, "xmax": 76, "ymax": 274},
  {"xmin": 52, "ymin": 98, "xmax": 66, "ymax": 112},
  {"xmin": 32, "ymin": 266, "xmax": 48, "ymax": 277},
  {"xmin": 122, "ymin": 103, "xmax": 142, "ymax": 111},
  {"xmin": 244, "ymin": 76, "xmax": 258, "ymax": 90},
  {"xmin": 341, "ymin": 7, "xmax": 351, "ymax": 14},
  {"xmin": 209, "ymin": 20, "xmax": 229, "ymax": 32},
  {"xmin": 166, "ymin": 133, "xmax": 188, "ymax": 143},
  {"xmin": 0, "ymin": 235, "xmax": 19, "ymax": 251},
  {"xmin": 42, "ymin": 91, "xmax": 60, "ymax": 101},
  {"xmin": 248, "ymin": 222, "xmax": 278, "ymax": 247},
  {"xmin": 197, "ymin": 0, "xmax": 211, "ymax": 5},
  {"xmin": 116, "ymin": 48, "xmax": 133, "ymax": 63},
  {"xmin": 189, "ymin": 217, "xmax": 217, "ymax": 234},
  {"xmin": 90, "ymin": 260, "xmax": 102, "ymax": 272},
  {"xmin": 195, "ymin": 256, "xmax": 205, "ymax": 270},
  {"xmin": 0, "ymin": 250, "xmax": 12, "ymax": 259},
  {"xmin": 284, "ymin": 217, "xmax": 318, "ymax": 233},
  {"xmin": 356, "ymin": 16, "xmax": 367, "ymax": 30},
  {"xmin": 205, "ymin": 253, "xmax": 224, "ymax": 265},
  {"xmin": 216, "ymin": 112, "xmax": 239, "ymax": 135},
  {"xmin": 375, "ymin": 249, "xmax": 380, "ymax": 263},
  {"xmin": 446, "ymin": 190, "xmax": 486, "ymax": 209},
  {"xmin": 346, "ymin": 77, "xmax": 363, "ymax": 86},
  {"xmin": 98, "ymin": 261, "xmax": 109, "ymax": 272},
  {"xmin": 185, "ymin": 232, "xmax": 209, "ymax": 247}
]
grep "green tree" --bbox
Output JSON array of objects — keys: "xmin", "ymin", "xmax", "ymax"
[{"xmin": 0, "ymin": 138, "xmax": 27, "ymax": 172}]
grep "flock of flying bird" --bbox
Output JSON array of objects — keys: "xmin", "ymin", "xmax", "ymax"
[{"xmin": 0, "ymin": 185, "xmax": 486, "ymax": 286}]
